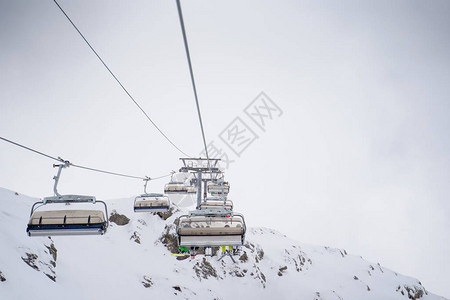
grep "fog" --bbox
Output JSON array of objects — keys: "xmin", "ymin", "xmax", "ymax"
[{"xmin": 1, "ymin": 0, "xmax": 449, "ymax": 297}]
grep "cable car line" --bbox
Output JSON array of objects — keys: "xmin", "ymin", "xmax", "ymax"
[
  {"xmin": 0, "ymin": 135, "xmax": 170, "ymax": 181},
  {"xmin": 53, "ymin": 0, "xmax": 190, "ymax": 158},
  {"xmin": 172, "ymin": 1, "xmax": 246, "ymax": 260},
  {"xmin": 0, "ymin": 136, "xmax": 61, "ymax": 163},
  {"xmin": 69, "ymin": 163, "xmax": 147, "ymax": 180},
  {"xmin": 175, "ymin": 0, "xmax": 210, "ymax": 166}
]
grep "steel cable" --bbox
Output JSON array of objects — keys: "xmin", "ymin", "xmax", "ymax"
[
  {"xmin": 0, "ymin": 136, "xmax": 170, "ymax": 181},
  {"xmin": 175, "ymin": 0, "xmax": 210, "ymax": 167},
  {"xmin": 53, "ymin": 0, "xmax": 190, "ymax": 157}
]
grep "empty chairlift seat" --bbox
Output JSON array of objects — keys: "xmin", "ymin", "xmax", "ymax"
[
  {"xmin": 199, "ymin": 198, "xmax": 233, "ymax": 211},
  {"xmin": 164, "ymin": 182, "xmax": 188, "ymax": 194},
  {"xmin": 134, "ymin": 193, "xmax": 170, "ymax": 213},
  {"xmin": 177, "ymin": 214, "xmax": 246, "ymax": 247},
  {"xmin": 186, "ymin": 186, "xmax": 197, "ymax": 194},
  {"xmin": 27, "ymin": 199, "xmax": 108, "ymax": 237},
  {"xmin": 207, "ymin": 182, "xmax": 230, "ymax": 195},
  {"xmin": 27, "ymin": 164, "xmax": 109, "ymax": 237}
]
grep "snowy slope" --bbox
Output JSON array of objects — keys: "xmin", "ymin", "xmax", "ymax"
[{"xmin": 0, "ymin": 187, "xmax": 446, "ymax": 300}]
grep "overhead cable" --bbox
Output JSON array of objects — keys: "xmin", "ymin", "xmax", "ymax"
[
  {"xmin": 175, "ymin": 0, "xmax": 210, "ymax": 166},
  {"xmin": 0, "ymin": 136, "xmax": 61, "ymax": 163},
  {"xmin": 53, "ymin": 0, "xmax": 190, "ymax": 158},
  {"xmin": 0, "ymin": 136, "xmax": 170, "ymax": 181}
]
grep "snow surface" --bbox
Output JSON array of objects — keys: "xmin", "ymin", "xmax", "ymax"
[{"xmin": 0, "ymin": 187, "xmax": 446, "ymax": 300}]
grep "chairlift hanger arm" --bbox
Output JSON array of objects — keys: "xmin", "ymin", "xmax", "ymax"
[
  {"xmin": 143, "ymin": 176, "xmax": 150, "ymax": 194},
  {"xmin": 52, "ymin": 163, "xmax": 67, "ymax": 197}
]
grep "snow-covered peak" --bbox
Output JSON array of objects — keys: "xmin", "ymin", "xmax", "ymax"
[{"xmin": 0, "ymin": 187, "xmax": 446, "ymax": 300}]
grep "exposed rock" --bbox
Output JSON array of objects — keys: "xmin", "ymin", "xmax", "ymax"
[
  {"xmin": 402, "ymin": 285, "xmax": 426, "ymax": 299},
  {"xmin": 130, "ymin": 231, "xmax": 141, "ymax": 244},
  {"xmin": 43, "ymin": 261, "xmax": 56, "ymax": 281},
  {"xmin": 157, "ymin": 207, "xmax": 176, "ymax": 220},
  {"xmin": 278, "ymin": 265, "xmax": 287, "ymax": 276},
  {"xmin": 253, "ymin": 266, "xmax": 266, "ymax": 288},
  {"xmin": 332, "ymin": 290, "xmax": 344, "ymax": 300},
  {"xmin": 142, "ymin": 275, "xmax": 153, "ymax": 288},
  {"xmin": 230, "ymin": 269, "xmax": 245, "ymax": 277},
  {"xmin": 45, "ymin": 242, "xmax": 57, "ymax": 262},
  {"xmin": 45, "ymin": 273, "xmax": 56, "ymax": 282},
  {"xmin": 171, "ymin": 285, "xmax": 198, "ymax": 297},
  {"xmin": 245, "ymin": 242, "xmax": 264, "ymax": 263},
  {"xmin": 239, "ymin": 252, "xmax": 248, "ymax": 262},
  {"xmin": 109, "ymin": 210, "xmax": 130, "ymax": 226},
  {"xmin": 22, "ymin": 253, "xmax": 39, "ymax": 270},
  {"xmin": 21, "ymin": 248, "xmax": 56, "ymax": 281},
  {"xmin": 193, "ymin": 258, "xmax": 218, "ymax": 280},
  {"xmin": 244, "ymin": 242, "xmax": 255, "ymax": 250},
  {"xmin": 377, "ymin": 262, "xmax": 384, "ymax": 273},
  {"xmin": 257, "ymin": 248, "xmax": 264, "ymax": 261},
  {"xmin": 173, "ymin": 286, "xmax": 182, "ymax": 292},
  {"xmin": 260, "ymin": 272, "xmax": 266, "ymax": 284},
  {"xmin": 285, "ymin": 247, "xmax": 312, "ymax": 272},
  {"xmin": 159, "ymin": 224, "xmax": 178, "ymax": 254},
  {"xmin": 0, "ymin": 271, "xmax": 6, "ymax": 282},
  {"xmin": 137, "ymin": 219, "xmax": 147, "ymax": 226}
]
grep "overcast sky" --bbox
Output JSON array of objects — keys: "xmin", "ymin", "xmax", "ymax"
[{"xmin": 1, "ymin": 0, "xmax": 449, "ymax": 297}]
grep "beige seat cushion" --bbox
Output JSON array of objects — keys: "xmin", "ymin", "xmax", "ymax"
[{"xmin": 29, "ymin": 210, "xmax": 105, "ymax": 225}]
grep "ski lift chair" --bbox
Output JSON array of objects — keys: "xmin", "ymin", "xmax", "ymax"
[
  {"xmin": 164, "ymin": 182, "xmax": 188, "ymax": 194},
  {"xmin": 176, "ymin": 213, "xmax": 246, "ymax": 248},
  {"xmin": 134, "ymin": 177, "xmax": 170, "ymax": 212},
  {"xmin": 199, "ymin": 197, "xmax": 233, "ymax": 211},
  {"xmin": 27, "ymin": 163, "xmax": 108, "ymax": 237},
  {"xmin": 207, "ymin": 181, "xmax": 230, "ymax": 196}
]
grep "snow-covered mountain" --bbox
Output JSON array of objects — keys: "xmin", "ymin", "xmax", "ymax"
[{"xmin": 0, "ymin": 187, "xmax": 446, "ymax": 300}]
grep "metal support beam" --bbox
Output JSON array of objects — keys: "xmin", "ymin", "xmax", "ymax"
[{"xmin": 196, "ymin": 171, "xmax": 202, "ymax": 209}]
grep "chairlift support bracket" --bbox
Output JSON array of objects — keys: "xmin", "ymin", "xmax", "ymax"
[
  {"xmin": 179, "ymin": 157, "xmax": 221, "ymax": 173},
  {"xmin": 178, "ymin": 158, "xmax": 227, "ymax": 208}
]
